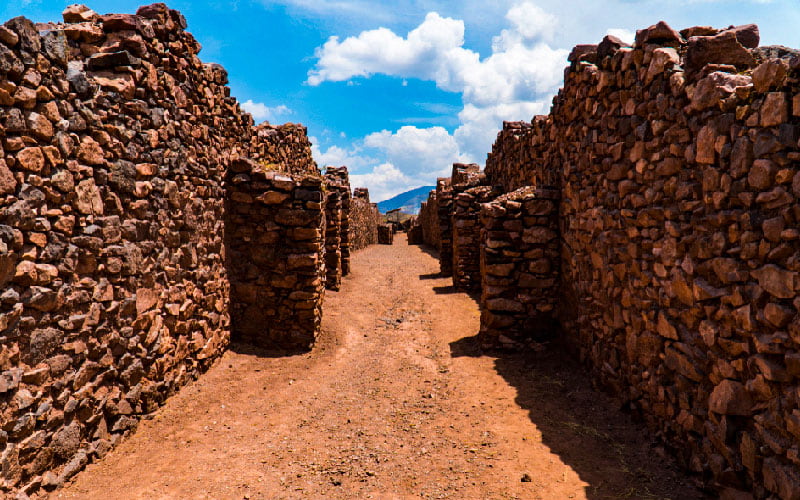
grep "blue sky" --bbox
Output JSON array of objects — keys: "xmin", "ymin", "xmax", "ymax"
[{"xmin": 7, "ymin": 0, "xmax": 800, "ymax": 201}]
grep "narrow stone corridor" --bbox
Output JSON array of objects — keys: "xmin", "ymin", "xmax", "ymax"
[{"xmin": 55, "ymin": 236, "xmax": 703, "ymax": 500}]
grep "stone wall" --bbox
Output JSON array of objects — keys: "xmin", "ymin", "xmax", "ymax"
[
  {"xmin": 478, "ymin": 187, "xmax": 560, "ymax": 348},
  {"xmin": 407, "ymin": 223, "xmax": 422, "ymax": 245},
  {"xmin": 323, "ymin": 167, "xmax": 350, "ymax": 291},
  {"xmin": 0, "ymin": 3, "xmax": 378, "ymax": 495},
  {"xmin": 435, "ymin": 178, "xmax": 454, "ymax": 276},
  {"xmin": 377, "ymin": 224, "xmax": 393, "ymax": 245},
  {"xmin": 226, "ymin": 160, "xmax": 325, "ymax": 350},
  {"xmin": 326, "ymin": 167, "xmax": 352, "ymax": 276},
  {"xmin": 248, "ymin": 123, "xmax": 318, "ymax": 176},
  {"xmin": 418, "ymin": 190, "xmax": 440, "ymax": 248},
  {"xmin": 452, "ymin": 183, "xmax": 502, "ymax": 292},
  {"xmin": 349, "ymin": 187, "xmax": 380, "ymax": 251},
  {"xmin": 0, "ymin": 4, "xmax": 249, "ymax": 493},
  {"xmin": 474, "ymin": 21, "xmax": 800, "ymax": 498}
]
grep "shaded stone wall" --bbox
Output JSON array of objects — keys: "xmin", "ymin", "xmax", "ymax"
[
  {"xmin": 349, "ymin": 187, "xmax": 380, "ymax": 251},
  {"xmin": 377, "ymin": 224, "xmax": 393, "ymax": 245},
  {"xmin": 407, "ymin": 222, "xmax": 422, "ymax": 244},
  {"xmin": 452, "ymin": 181, "xmax": 501, "ymax": 292},
  {"xmin": 478, "ymin": 188, "xmax": 560, "ymax": 348},
  {"xmin": 330, "ymin": 168, "xmax": 352, "ymax": 275},
  {"xmin": 226, "ymin": 160, "xmax": 325, "ymax": 350},
  {"xmin": 323, "ymin": 168, "xmax": 344, "ymax": 291},
  {"xmin": 248, "ymin": 123, "xmax": 318, "ymax": 176},
  {"xmin": 418, "ymin": 190, "xmax": 440, "ymax": 248},
  {"xmin": 475, "ymin": 21, "xmax": 800, "ymax": 498},
  {"xmin": 435, "ymin": 178, "xmax": 454, "ymax": 276},
  {"xmin": 0, "ymin": 4, "xmax": 249, "ymax": 493}
]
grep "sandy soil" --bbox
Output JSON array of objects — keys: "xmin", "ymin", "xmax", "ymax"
[{"xmin": 54, "ymin": 233, "xmax": 706, "ymax": 500}]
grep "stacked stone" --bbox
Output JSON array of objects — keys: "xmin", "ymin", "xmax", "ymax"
[
  {"xmin": 485, "ymin": 120, "xmax": 561, "ymax": 194},
  {"xmin": 435, "ymin": 178, "xmax": 454, "ymax": 276},
  {"xmin": 0, "ymin": 4, "xmax": 251, "ymax": 494},
  {"xmin": 377, "ymin": 224, "xmax": 394, "ymax": 245},
  {"xmin": 322, "ymin": 167, "xmax": 348, "ymax": 291},
  {"xmin": 349, "ymin": 187, "xmax": 380, "ymax": 250},
  {"xmin": 248, "ymin": 123, "xmax": 319, "ymax": 176},
  {"xmin": 447, "ymin": 163, "xmax": 484, "ymax": 290},
  {"xmin": 452, "ymin": 184, "xmax": 503, "ymax": 291},
  {"xmin": 477, "ymin": 20, "xmax": 800, "ymax": 498},
  {"xmin": 324, "ymin": 166, "xmax": 351, "ymax": 275},
  {"xmin": 323, "ymin": 182, "xmax": 343, "ymax": 291},
  {"xmin": 406, "ymin": 215, "xmax": 425, "ymax": 245},
  {"xmin": 227, "ymin": 159, "xmax": 325, "ymax": 351},
  {"xmin": 417, "ymin": 192, "xmax": 440, "ymax": 248},
  {"xmin": 479, "ymin": 188, "xmax": 560, "ymax": 348}
]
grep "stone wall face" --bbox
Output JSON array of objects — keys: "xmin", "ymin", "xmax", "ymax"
[
  {"xmin": 0, "ymin": 4, "xmax": 250, "ymax": 493},
  {"xmin": 377, "ymin": 224, "xmax": 393, "ymax": 245},
  {"xmin": 553, "ymin": 27, "xmax": 800, "ymax": 497},
  {"xmin": 349, "ymin": 188, "xmax": 380, "ymax": 251},
  {"xmin": 226, "ymin": 160, "xmax": 325, "ymax": 350},
  {"xmin": 484, "ymin": 120, "xmax": 560, "ymax": 194},
  {"xmin": 479, "ymin": 188, "xmax": 560, "ymax": 348},
  {"xmin": 435, "ymin": 179, "xmax": 454, "ymax": 276},
  {"xmin": 418, "ymin": 191, "xmax": 440, "ymax": 248},
  {"xmin": 475, "ymin": 22, "xmax": 800, "ymax": 498},
  {"xmin": 248, "ymin": 123, "xmax": 319, "ymax": 176},
  {"xmin": 452, "ymin": 183, "xmax": 501, "ymax": 291},
  {"xmin": 328, "ymin": 168, "xmax": 352, "ymax": 276},
  {"xmin": 323, "ymin": 167, "xmax": 347, "ymax": 291}
]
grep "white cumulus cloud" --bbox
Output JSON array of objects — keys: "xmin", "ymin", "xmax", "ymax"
[
  {"xmin": 308, "ymin": 1, "xmax": 569, "ymax": 202},
  {"xmin": 505, "ymin": 1, "xmax": 558, "ymax": 41},
  {"xmin": 349, "ymin": 163, "xmax": 416, "ymax": 202},
  {"xmin": 606, "ymin": 28, "xmax": 635, "ymax": 45},
  {"xmin": 241, "ymin": 100, "xmax": 293, "ymax": 124}
]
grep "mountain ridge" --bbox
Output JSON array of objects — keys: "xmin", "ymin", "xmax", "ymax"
[{"xmin": 376, "ymin": 186, "xmax": 434, "ymax": 214}]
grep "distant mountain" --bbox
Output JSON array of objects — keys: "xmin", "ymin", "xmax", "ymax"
[{"xmin": 377, "ymin": 186, "xmax": 435, "ymax": 215}]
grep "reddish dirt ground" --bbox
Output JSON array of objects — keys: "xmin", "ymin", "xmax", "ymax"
[{"xmin": 54, "ymin": 234, "xmax": 706, "ymax": 500}]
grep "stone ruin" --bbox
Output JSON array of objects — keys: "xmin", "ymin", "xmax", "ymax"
[
  {"xmin": 414, "ymin": 21, "xmax": 800, "ymax": 499},
  {"xmin": 349, "ymin": 187, "xmax": 382, "ymax": 250},
  {"xmin": 377, "ymin": 223, "xmax": 393, "ymax": 245},
  {"xmin": 0, "ymin": 4, "xmax": 380, "ymax": 494}
]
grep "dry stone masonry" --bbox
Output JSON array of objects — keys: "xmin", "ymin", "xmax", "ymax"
[
  {"xmin": 326, "ymin": 166, "xmax": 352, "ymax": 276},
  {"xmin": 478, "ymin": 187, "xmax": 560, "ymax": 348},
  {"xmin": 248, "ymin": 123, "xmax": 319, "ymax": 176},
  {"xmin": 349, "ymin": 187, "xmax": 381, "ymax": 251},
  {"xmin": 323, "ymin": 166, "xmax": 351, "ymax": 291},
  {"xmin": 226, "ymin": 160, "xmax": 325, "ymax": 350},
  {"xmin": 412, "ymin": 21, "xmax": 800, "ymax": 499},
  {"xmin": 418, "ymin": 188, "xmax": 440, "ymax": 249},
  {"xmin": 435, "ymin": 178, "xmax": 454, "ymax": 277},
  {"xmin": 0, "ymin": 4, "xmax": 379, "ymax": 495},
  {"xmin": 452, "ymin": 178, "xmax": 500, "ymax": 292},
  {"xmin": 377, "ymin": 224, "xmax": 394, "ymax": 245}
]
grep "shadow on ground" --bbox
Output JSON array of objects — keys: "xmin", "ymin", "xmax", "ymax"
[
  {"xmin": 419, "ymin": 273, "xmax": 441, "ymax": 280},
  {"xmin": 228, "ymin": 341, "xmax": 311, "ymax": 358},
  {"xmin": 449, "ymin": 334, "xmax": 708, "ymax": 500},
  {"xmin": 416, "ymin": 243, "xmax": 441, "ymax": 261}
]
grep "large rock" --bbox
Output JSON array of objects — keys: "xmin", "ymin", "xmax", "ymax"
[
  {"xmin": 62, "ymin": 4, "xmax": 99, "ymax": 23},
  {"xmin": 685, "ymin": 31, "xmax": 756, "ymax": 73},
  {"xmin": 751, "ymin": 265, "xmax": 797, "ymax": 299},
  {"xmin": 635, "ymin": 21, "xmax": 683, "ymax": 47},
  {"xmin": 709, "ymin": 380, "xmax": 753, "ymax": 415}
]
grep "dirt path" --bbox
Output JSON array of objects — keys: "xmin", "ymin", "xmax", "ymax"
[{"xmin": 55, "ymin": 234, "xmax": 704, "ymax": 500}]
